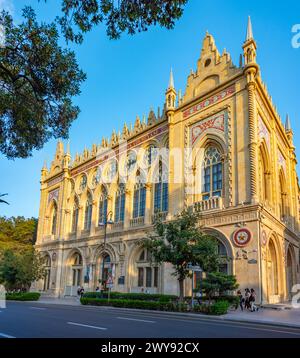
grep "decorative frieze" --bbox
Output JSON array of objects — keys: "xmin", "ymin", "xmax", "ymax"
[
  {"xmin": 48, "ymin": 188, "xmax": 59, "ymax": 204},
  {"xmin": 183, "ymin": 85, "xmax": 235, "ymax": 119}
]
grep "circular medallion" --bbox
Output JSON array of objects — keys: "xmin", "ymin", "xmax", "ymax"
[
  {"xmin": 261, "ymin": 230, "xmax": 267, "ymax": 246},
  {"xmin": 233, "ymin": 228, "xmax": 252, "ymax": 247}
]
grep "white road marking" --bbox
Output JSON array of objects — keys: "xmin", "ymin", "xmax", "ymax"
[
  {"xmin": 0, "ymin": 333, "xmax": 16, "ymax": 338},
  {"xmin": 30, "ymin": 307, "xmax": 46, "ymax": 310},
  {"xmin": 117, "ymin": 317, "xmax": 156, "ymax": 324},
  {"xmin": 67, "ymin": 322, "xmax": 107, "ymax": 330}
]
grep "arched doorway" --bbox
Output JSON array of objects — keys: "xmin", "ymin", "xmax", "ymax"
[
  {"xmin": 267, "ymin": 238, "xmax": 279, "ymax": 301},
  {"xmin": 70, "ymin": 252, "xmax": 83, "ymax": 287},
  {"xmin": 94, "ymin": 252, "xmax": 115, "ymax": 290},
  {"xmin": 286, "ymin": 245, "xmax": 296, "ymax": 300}
]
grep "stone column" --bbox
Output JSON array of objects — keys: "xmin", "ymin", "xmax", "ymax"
[
  {"xmin": 246, "ymin": 69, "xmax": 259, "ymax": 204},
  {"xmin": 145, "ymin": 183, "xmax": 152, "ymax": 225},
  {"xmin": 124, "ymin": 189, "xmax": 132, "ymax": 229}
]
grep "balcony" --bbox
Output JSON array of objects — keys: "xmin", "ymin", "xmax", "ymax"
[
  {"xmin": 194, "ymin": 197, "xmax": 223, "ymax": 212},
  {"xmin": 130, "ymin": 216, "xmax": 145, "ymax": 228},
  {"xmin": 112, "ymin": 221, "xmax": 124, "ymax": 231},
  {"xmin": 152, "ymin": 211, "xmax": 168, "ymax": 223}
]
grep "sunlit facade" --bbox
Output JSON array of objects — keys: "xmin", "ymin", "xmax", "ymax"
[{"xmin": 34, "ymin": 19, "xmax": 300, "ymax": 303}]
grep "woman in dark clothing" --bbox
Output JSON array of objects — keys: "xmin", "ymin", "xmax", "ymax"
[
  {"xmin": 237, "ymin": 290, "xmax": 245, "ymax": 311},
  {"xmin": 244, "ymin": 288, "xmax": 251, "ymax": 310}
]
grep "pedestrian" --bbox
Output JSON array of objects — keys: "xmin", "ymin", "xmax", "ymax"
[
  {"xmin": 77, "ymin": 285, "xmax": 81, "ymax": 297},
  {"xmin": 80, "ymin": 286, "xmax": 85, "ymax": 298},
  {"xmin": 237, "ymin": 290, "xmax": 245, "ymax": 311},
  {"xmin": 250, "ymin": 288, "xmax": 259, "ymax": 312},
  {"xmin": 244, "ymin": 288, "xmax": 251, "ymax": 310},
  {"xmin": 95, "ymin": 286, "xmax": 100, "ymax": 292}
]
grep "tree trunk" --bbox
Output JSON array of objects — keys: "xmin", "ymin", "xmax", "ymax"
[{"xmin": 179, "ymin": 279, "xmax": 184, "ymax": 302}]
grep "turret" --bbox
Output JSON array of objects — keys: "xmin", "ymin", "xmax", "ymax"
[
  {"xmin": 41, "ymin": 160, "xmax": 48, "ymax": 182},
  {"xmin": 165, "ymin": 68, "xmax": 177, "ymax": 116},
  {"xmin": 243, "ymin": 16, "xmax": 257, "ymax": 66},
  {"xmin": 285, "ymin": 114, "xmax": 294, "ymax": 145}
]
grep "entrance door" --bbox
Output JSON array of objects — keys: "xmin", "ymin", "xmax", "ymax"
[{"xmin": 267, "ymin": 239, "xmax": 279, "ymax": 303}]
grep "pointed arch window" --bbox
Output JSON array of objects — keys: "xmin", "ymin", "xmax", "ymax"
[
  {"xmin": 279, "ymin": 173, "xmax": 287, "ymax": 219},
  {"xmin": 154, "ymin": 161, "xmax": 168, "ymax": 213},
  {"xmin": 202, "ymin": 146, "xmax": 223, "ymax": 200},
  {"xmin": 72, "ymin": 197, "xmax": 79, "ymax": 233},
  {"xmin": 84, "ymin": 193, "xmax": 93, "ymax": 230},
  {"xmin": 51, "ymin": 202, "xmax": 57, "ymax": 235},
  {"xmin": 133, "ymin": 173, "xmax": 146, "ymax": 218},
  {"xmin": 115, "ymin": 184, "xmax": 126, "ymax": 223},
  {"xmin": 98, "ymin": 186, "xmax": 108, "ymax": 225}
]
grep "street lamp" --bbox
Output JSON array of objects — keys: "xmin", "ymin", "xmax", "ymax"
[{"xmin": 99, "ymin": 210, "xmax": 114, "ymax": 291}]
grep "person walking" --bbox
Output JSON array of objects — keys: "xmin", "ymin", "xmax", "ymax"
[
  {"xmin": 250, "ymin": 288, "xmax": 259, "ymax": 312},
  {"xmin": 244, "ymin": 288, "xmax": 251, "ymax": 310},
  {"xmin": 237, "ymin": 290, "xmax": 245, "ymax": 311}
]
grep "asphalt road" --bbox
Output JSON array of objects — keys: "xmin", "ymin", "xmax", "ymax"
[{"xmin": 0, "ymin": 301, "xmax": 300, "ymax": 338}]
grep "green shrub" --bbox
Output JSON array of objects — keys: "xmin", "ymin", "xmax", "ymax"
[
  {"xmin": 80, "ymin": 297, "xmax": 187, "ymax": 311},
  {"xmin": 80, "ymin": 296, "xmax": 230, "ymax": 315},
  {"xmin": 6, "ymin": 292, "xmax": 41, "ymax": 301},
  {"xmin": 209, "ymin": 300, "xmax": 230, "ymax": 315},
  {"xmin": 82, "ymin": 292, "xmax": 178, "ymax": 302},
  {"xmin": 214, "ymin": 295, "xmax": 239, "ymax": 309}
]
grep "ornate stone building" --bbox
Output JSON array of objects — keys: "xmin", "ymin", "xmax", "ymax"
[{"xmin": 35, "ymin": 18, "xmax": 300, "ymax": 304}]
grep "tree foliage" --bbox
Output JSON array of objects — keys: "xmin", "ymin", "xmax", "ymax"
[
  {"xmin": 200, "ymin": 272, "xmax": 239, "ymax": 305},
  {"xmin": 58, "ymin": 0, "xmax": 188, "ymax": 43},
  {"xmin": 142, "ymin": 209, "xmax": 221, "ymax": 301},
  {"xmin": 0, "ymin": 249, "xmax": 45, "ymax": 291},
  {"xmin": 0, "ymin": 216, "xmax": 37, "ymax": 250},
  {"xmin": 0, "ymin": 193, "xmax": 9, "ymax": 205},
  {"xmin": 0, "ymin": 7, "xmax": 86, "ymax": 159}
]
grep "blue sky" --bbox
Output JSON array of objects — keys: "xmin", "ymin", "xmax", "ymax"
[{"xmin": 1, "ymin": 0, "xmax": 300, "ymax": 218}]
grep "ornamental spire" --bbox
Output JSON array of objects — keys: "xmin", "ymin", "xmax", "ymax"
[
  {"xmin": 168, "ymin": 67, "xmax": 174, "ymax": 89},
  {"xmin": 246, "ymin": 16, "xmax": 254, "ymax": 41}
]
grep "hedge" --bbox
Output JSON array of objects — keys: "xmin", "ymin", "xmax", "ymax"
[
  {"xmin": 80, "ymin": 297, "xmax": 230, "ymax": 315},
  {"xmin": 82, "ymin": 292, "xmax": 178, "ymax": 302},
  {"xmin": 6, "ymin": 292, "xmax": 41, "ymax": 301}
]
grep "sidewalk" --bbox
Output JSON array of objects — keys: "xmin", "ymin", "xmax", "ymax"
[
  {"xmin": 37, "ymin": 296, "xmax": 81, "ymax": 306},
  {"xmin": 223, "ymin": 307, "xmax": 300, "ymax": 329}
]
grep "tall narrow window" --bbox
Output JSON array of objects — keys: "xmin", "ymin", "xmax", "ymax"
[
  {"xmin": 115, "ymin": 184, "xmax": 126, "ymax": 223},
  {"xmin": 84, "ymin": 193, "xmax": 93, "ymax": 230},
  {"xmin": 133, "ymin": 183, "xmax": 146, "ymax": 218},
  {"xmin": 72, "ymin": 197, "xmax": 79, "ymax": 233},
  {"xmin": 51, "ymin": 202, "xmax": 57, "ymax": 235},
  {"xmin": 98, "ymin": 187, "xmax": 108, "ymax": 225},
  {"xmin": 202, "ymin": 146, "xmax": 223, "ymax": 200},
  {"xmin": 154, "ymin": 161, "xmax": 168, "ymax": 213}
]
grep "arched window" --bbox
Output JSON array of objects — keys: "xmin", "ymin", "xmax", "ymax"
[
  {"xmin": 43, "ymin": 255, "xmax": 51, "ymax": 291},
  {"xmin": 202, "ymin": 146, "xmax": 223, "ymax": 200},
  {"xmin": 133, "ymin": 173, "xmax": 146, "ymax": 218},
  {"xmin": 258, "ymin": 145, "xmax": 271, "ymax": 203},
  {"xmin": 51, "ymin": 202, "xmax": 57, "ymax": 235},
  {"xmin": 279, "ymin": 172, "xmax": 287, "ymax": 219},
  {"xmin": 98, "ymin": 186, "xmax": 108, "ymax": 225},
  {"xmin": 136, "ymin": 249, "xmax": 159, "ymax": 288},
  {"xmin": 72, "ymin": 197, "xmax": 79, "ymax": 233},
  {"xmin": 115, "ymin": 184, "xmax": 126, "ymax": 223},
  {"xmin": 154, "ymin": 161, "xmax": 168, "ymax": 213},
  {"xmin": 84, "ymin": 192, "xmax": 93, "ymax": 230},
  {"xmin": 144, "ymin": 144, "xmax": 158, "ymax": 168}
]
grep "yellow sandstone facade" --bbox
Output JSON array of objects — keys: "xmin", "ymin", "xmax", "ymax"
[{"xmin": 35, "ymin": 19, "xmax": 300, "ymax": 304}]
